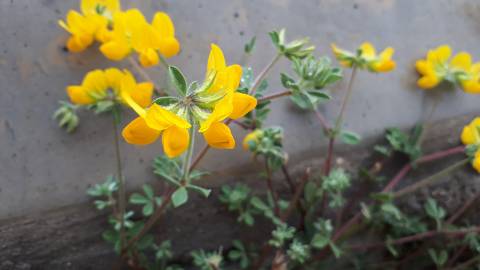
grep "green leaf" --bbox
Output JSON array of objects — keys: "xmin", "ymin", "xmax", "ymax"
[
  {"xmin": 172, "ymin": 187, "xmax": 188, "ymax": 207},
  {"xmin": 340, "ymin": 130, "xmax": 361, "ymax": 145},
  {"xmin": 329, "ymin": 243, "xmax": 342, "ymax": 258},
  {"xmin": 153, "ymin": 96, "xmax": 180, "ymax": 106},
  {"xmin": 187, "ymin": 184, "xmax": 211, "ymax": 197},
  {"xmin": 308, "ymin": 90, "xmax": 331, "ymax": 100},
  {"xmin": 311, "ymin": 233, "xmax": 330, "ymax": 249},
  {"xmin": 280, "ymin": 73, "xmax": 295, "ymax": 89},
  {"xmin": 143, "ymin": 184, "xmax": 154, "ymax": 199},
  {"xmin": 142, "ymin": 202, "xmax": 154, "ymax": 216},
  {"xmin": 129, "ymin": 193, "xmax": 149, "ymax": 205},
  {"xmin": 168, "ymin": 66, "xmax": 187, "ymax": 96}
]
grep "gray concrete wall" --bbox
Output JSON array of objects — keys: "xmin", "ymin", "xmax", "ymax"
[{"xmin": 1, "ymin": 0, "xmax": 480, "ymax": 219}]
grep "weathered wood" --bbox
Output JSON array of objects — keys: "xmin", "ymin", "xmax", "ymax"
[{"xmin": 1, "ymin": 112, "xmax": 479, "ymax": 269}]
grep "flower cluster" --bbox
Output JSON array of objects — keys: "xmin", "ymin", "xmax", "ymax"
[
  {"xmin": 416, "ymin": 45, "xmax": 480, "ymax": 93},
  {"xmin": 331, "ymin": 42, "xmax": 396, "ymax": 72},
  {"xmin": 59, "ymin": 0, "xmax": 180, "ymax": 67},
  {"xmin": 122, "ymin": 44, "xmax": 257, "ymax": 157},
  {"xmin": 66, "ymin": 68, "xmax": 153, "ymax": 108},
  {"xmin": 461, "ymin": 117, "xmax": 480, "ymax": 172}
]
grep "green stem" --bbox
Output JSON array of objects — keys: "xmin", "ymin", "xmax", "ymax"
[
  {"xmin": 182, "ymin": 126, "xmax": 196, "ymax": 182},
  {"xmin": 158, "ymin": 54, "xmax": 169, "ymax": 69},
  {"xmin": 112, "ymin": 109, "xmax": 126, "ymax": 249},
  {"xmin": 393, "ymin": 158, "xmax": 469, "ymax": 198}
]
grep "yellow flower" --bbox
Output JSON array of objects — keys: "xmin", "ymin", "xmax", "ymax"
[
  {"xmin": 416, "ymin": 45, "xmax": 452, "ymax": 89},
  {"xmin": 66, "ymin": 68, "xmax": 153, "ymax": 107},
  {"xmin": 461, "ymin": 117, "xmax": 480, "ymax": 173},
  {"xmin": 121, "ymin": 44, "xmax": 257, "ymax": 157},
  {"xmin": 58, "ymin": 11, "xmax": 98, "ymax": 52},
  {"xmin": 415, "ymin": 45, "xmax": 480, "ymax": 92},
  {"xmin": 461, "ymin": 117, "xmax": 480, "ymax": 146},
  {"xmin": 331, "ymin": 42, "xmax": 395, "ymax": 73},
  {"xmin": 243, "ymin": 130, "xmax": 262, "ymax": 150},
  {"xmin": 121, "ymin": 89, "xmax": 191, "ymax": 158},
  {"xmin": 199, "ymin": 44, "xmax": 257, "ymax": 149},
  {"xmin": 59, "ymin": 0, "xmax": 121, "ymax": 52},
  {"xmin": 100, "ymin": 9, "xmax": 180, "ymax": 67}
]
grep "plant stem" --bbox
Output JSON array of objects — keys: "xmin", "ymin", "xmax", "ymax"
[
  {"xmin": 265, "ymin": 160, "xmax": 280, "ymax": 216},
  {"xmin": 347, "ymin": 226, "xmax": 480, "ymax": 251},
  {"xmin": 158, "ymin": 54, "xmax": 169, "ymax": 69},
  {"xmin": 333, "ymin": 65, "xmax": 358, "ymax": 133},
  {"xmin": 112, "ymin": 111, "xmax": 126, "ymax": 250},
  {"xmin": 251, "ymin": 53, "xmax": 282, "ymax": 95},
  {"xmin": 393, "ymin": 158, "xmax": 469, "ymax": 198},
  {"xmin": 189, "ymin": 143, "xmax": 211, "ymax": 171},
  {"xmin": 314, "ymin": 108, "xmax": 331, "ymax": 135},
  {"xmin": 122, "ymin": 187, "xmax": 175, "ymax": 253},
  {"xmin": 451, "ymin": 254, "xmax": 480, "ymax": 270},
  {"xmin": 281, "ymin": 168, "xmax": 311, "ymax": 222},
  {"xmin": 257, "ymin": 90, "xmax": 292, "ymax": 102},
  {"xmin": 447, "ymin": 191, "xmax": 480, "ymax": 224},
  {"xmin": 310, "ymin": 145, "xmax": 466, "ymax": 262},
  {"xmin": 182, "ymin": 126, "xmax": 196, "ymax": 181},
  {"xmin": 323, "ymin": 66, "xmax": 358, "ymax": 175}
]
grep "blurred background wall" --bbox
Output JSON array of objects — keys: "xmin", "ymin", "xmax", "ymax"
[{"xmin": 1, "ymin": 0, "xmax": 480, "ymax": 220}]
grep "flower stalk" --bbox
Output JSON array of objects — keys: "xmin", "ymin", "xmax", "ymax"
[{"xmin": 112, "ymin": 106, "xmax": 126, "ymax": 249}]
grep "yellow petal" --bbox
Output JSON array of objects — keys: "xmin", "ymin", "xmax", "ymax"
[
  {"xmin": 152, "ymin": 12, "xmax": 175, "ymax": 37},
  {"xmin": 417, "ymin": 75, "xmax": 440, "ymax": 89},
  {"xmin": 230, "ymin": 93, "xmax": 257, "ymax": 119},
  {"xmin": 121, "ymin": 74, "xmax": 147, "ymax": 117},
  {"xmin": 462, "ymin": 80, "xmax": 480, "ymax": 94},
  {"xmin": 373, "ymin": 59, "xmax": 396, "ymax": 72},
  {"xmin": 158, "ymin": 37, "xmax": 181, "ymax": 58},
  {"xmin": 122, "ymin": 116, "xmax": 160, "ymax": 145},
  {"xmin": 138, "ymin": 48, "xmax": 159, "ymax": 67},
  {"xmin": 416, "ymin": 60, "xmax": 433, "ymax": 75},
  {"xmin": 162, "ymin": 125, "xmax": 189, "ymax": 158},
  {"xmin": 461, "ymin": 125, "xmax": 476, "ymax": 145},
  {"xmin": 145, "ymin": 104, "xmax": 191, "ymax": 131},
  {"xmin": 130, "ymin": 82, "xmax": 154, "ymax": 108},
  {"xmin": 203, "ymin": 122, "xmax": 235, "ymax": 149},
  {"xmin": 199, "ymin": 95, "xmax": 233, "ymax": 132},
  {"xmin": 66, "ymin": 35, "xmax": 93, "ymax": 52},
  {"xmin": 432, "ymin": 45, "xmax": 452, "ymax": 63},
  {"xmin": 100, "ymin": 41, "xmax": 131, "ymax": 61},
  {"xmin": 67, "ymin": 86, "xmax": 95, "ymax": 105},
  {"xmin": 207, "ymin": 43, "xmax": 226, "ymax": 74},
  {"xmin": 82, "ymin": 69, "xmax": 108, "ymax": 93},
  {"xmin": 451, "ymin": 52, "xmax": 472, "ymax": 71},
  {"xmin": 226, "ymin": 64, "xmax": 242, "ymax": 92},
  {"xmin": 104, "ymin": 67, "xmax": 124, "ymax": 92},
  {"xmin": 360, "ymin": 42, "xmax": 376, "ymax": 59}
]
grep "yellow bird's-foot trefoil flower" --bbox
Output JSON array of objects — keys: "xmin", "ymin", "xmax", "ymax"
[
  {"xmin": 461, "ymin": 117, "xmax": 480, "ymax": 173},
  {"xmin": 58, "ymin": 0, "xmax": 121, "ymax": 52},
  {"xmin": 331, "ymin": 42, "xmax": 395, "ymax": 72},
  {"xmin": 121, "ymin": 44, "xmax": 257, "ymax": 158},
  {"xmin": 415, "ymin": 45, "xmax": 480, "ymax": 92},
  {"xmin": 100, "ymin": 9, "xmax": 180, "ymax": 67},
  {"xmin": 66, "ymin": 68, "xmax": 153, "ymax": 108}
]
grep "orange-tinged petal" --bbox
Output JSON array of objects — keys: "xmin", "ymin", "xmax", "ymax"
[
  {"xmin": 158, "ymin": 37, "xmax": 180, "ymax": 58},
  {"xmin": 207, "ymin": 43, "xmax": 226, "ymax": 74},
  {"xmin": 230, "ymin": 93, "xmax": 257, "ymax": 119},
  {"xmin": 462, "ymin": 80, "xmax": 480, "ymax": 94},
  {"xmin": 203, "ymin": 122, "xmax": 235, "ymax": 149},
  {"xmin": 122, "ymin": 116, "xmax": 160, "ymax": 145},
  {"xmin": 100, "ymin": 41, "xmax": 131, "ymax": 61},
  {"xmin": 243, "ymin": 130, "xmax": 261, "ymax": 150},
  {"xmin": 417, "ymin": 75, "xmax": 440, "ymax": 89},
  {"xmin": 416, "ymin": 60, "xmax": 433, "ymax": 75},
  {"xmin": 162, "ymin": 125, "xmax": 189, "ymax": 157},
  {"xmin": 130, "ymin": 82, "xmax": 154, "ymax": 108},
  {"xmin": 138, "ymin": 48, "xmax": 159, "ymax": 67},
  {"xmin": 66, "ymin": 35, "xmax": 93, "ymax": 52},
  {"xmin": 67, "ymin": 86, "xmax": 95, "ymax": 105}
]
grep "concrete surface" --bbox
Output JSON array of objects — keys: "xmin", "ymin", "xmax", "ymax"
[{"xmin": 1, "ymin": 0, "xmax": 480, "ymax": 219}]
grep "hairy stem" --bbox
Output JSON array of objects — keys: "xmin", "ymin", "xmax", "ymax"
[
  {"xmin": 265, "ymin": 160, "xmax": 280, "ymax": 216},
  {"xmin": 257, "ymin": 90, "xmax": 292, "ymax": 102},
  {"xmin": 182, "ymin": 126, "xmax": 196, "ymax": 181},
  {"xmin": 251, "ymin": 53, "xmax": 282, "ymax": 95}
]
